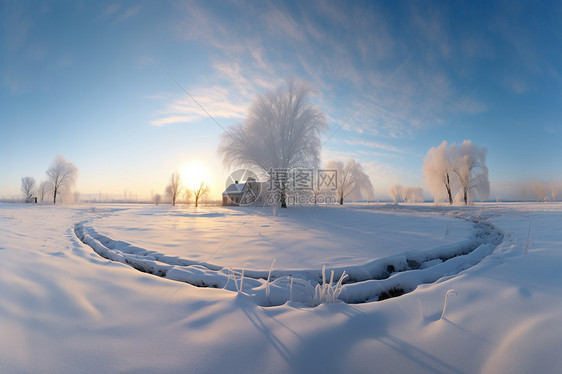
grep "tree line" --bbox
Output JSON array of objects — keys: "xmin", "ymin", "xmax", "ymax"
[
  {"xmin": 216, "ymin": 78, "xmax": 492, "ymax": 206},
  {"xmin": 20, "ymin": 155, "xmax": 78, "ymax": 204},
  {"xmin": 154, "ymin": 172, "xmax": 209, "ymax": 207}
]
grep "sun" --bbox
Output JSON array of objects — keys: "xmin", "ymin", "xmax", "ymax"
[{"xmin": 180, "ymin": 161, "xmax": 211, "ymax": 191}]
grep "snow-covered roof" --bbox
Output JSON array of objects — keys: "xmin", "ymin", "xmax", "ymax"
[{"xmin": 222, "ymin": 182, "xmax": 246, "ymax": 195}]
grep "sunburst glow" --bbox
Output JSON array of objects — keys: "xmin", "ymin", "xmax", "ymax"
[{"xmin": 180, "ymin": 161, "xmax": 210, "ymax": 191}]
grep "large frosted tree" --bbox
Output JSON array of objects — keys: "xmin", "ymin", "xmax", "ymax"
[
  {"xmin": 450, "ymin": 140, "xmax": 490, "ymax": 204},
  {"xmin": 423, "ymin": 140, "xmax": 489, "ymax": 205},
  {"xmin": 46, "ymin": 155, "xmax": 78, "ymax": 204},
  {"xmin": 423, "ymin": 141, "xmax": 455, "ymax": 205},
  {"xmin": 218, "ymin": 79, "xmax": 328, "ymax": 207}
]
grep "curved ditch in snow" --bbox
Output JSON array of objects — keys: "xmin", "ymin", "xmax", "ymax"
[{"xmin": 74, "ymin": 217, "xmax": 503, "ymax": 307}]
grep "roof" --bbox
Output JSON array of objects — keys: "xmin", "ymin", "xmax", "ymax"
[{"xmin": 222, "ymin": 182, "xmax": 246, "ymax": 195}]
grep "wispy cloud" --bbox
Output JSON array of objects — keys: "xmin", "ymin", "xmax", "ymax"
[
  {"xmin": 150, "ymin": 85, "xmax": 250, "ymax": 127},
  {"xmin": 103, "ymin": 4, "xmax": 119, "ymax": 17},
  {"xmin": 504, "ymin": 78, "xmax": 528, "ymax": 94},
  {"xmin": 102, "ymin": 3, "xmax": 141, "ymax": 22},
  {"xmin": 262, "ymin": 5, "xmax": 304, "ymax": 41},
  {"xmin": 453, "ymin": 96, "xmax": 487, "ymax": 114},
  {"xmin": 157, "ymin": 1, "xmax": 496, "ymax": 139},
  {"xmin": 344, "ymin": 138, "xmax": 407, "ymax": 154},
  {"xmin": 119, "ymin": 5, "xmax": 141, "ymax": 20}
]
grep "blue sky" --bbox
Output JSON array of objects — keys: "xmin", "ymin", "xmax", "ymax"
[{"xmin": 1, "ymin": 0, "xmax": 561, "ymax": 201}]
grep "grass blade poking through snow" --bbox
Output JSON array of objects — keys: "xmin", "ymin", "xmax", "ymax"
[
  {"xmin": 228, "ymin": 267, "xmax": 246, "ymax": 295},
  {"xmin": 266, "ymin": 259, "xmax": 276, "ymax": 304},
  {"xmin": 238, "ymin": 267, "xmax": 245, "ymax": 294},
  {"xmin": 440, "ymin": 289, "xmax": 458, "ymax": 321},
  {"xmin": 289, "ymin": 276, "xmax": 294, "ymax": 302},
  {"xmin": 313, "ymin": 265, "xmax": 348, "ymax": 305}
]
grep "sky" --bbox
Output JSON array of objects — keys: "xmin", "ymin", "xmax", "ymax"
[{"xmin": 1, "ymin": 0, "xmax": 561, "ymax": 201}]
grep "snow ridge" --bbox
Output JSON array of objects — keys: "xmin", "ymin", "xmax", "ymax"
[{"xmin": 74, "ymin": 216, "xmax": 503, "ymax": 307}]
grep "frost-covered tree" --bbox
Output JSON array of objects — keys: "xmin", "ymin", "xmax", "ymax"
[
  {"xmin": 423, "ymin": 141, "xmax": 455, "ymax": 205},
  {"xmin": 218, "ymin": 79, "xmax": 328, "ymax": 208},
  {"xmin": 389, "ymin": 184, "xmax": 424, "ymax": 204},
  {"xmin": 389, "ymin": 184, "xmax": 402, "ymax": 204},
  {"xmin": 46, "ymin": 155, "xmax": 78, "ymax": 204},
  {"xmin": 21, "ymin": 177, "xmax": 36, "ymax": 201},
  {"xmin": 166, "ymin": 172, "xmax": 182, "ymax": 206},
  {"xmin": 552, "ymin": 185, "xmax": 558, "ymax": 201},
  {"xmin": 424, "ymin": 140, "xmax": 489, "ymax": 205},
  {"xmin": 192, "ymin": 181, "xmax": 208, "ymax": 207},
  {"xmin": 153, "ymin": 193, "xmax": 162, "ymax": 205},
  {"xmin": 38, "ymin": 181, "xmax": 50, "ymax": 203},
  {"xmin": 326, "ymin": 159, "xmax": 374, "ymax": 205},
  {"xmin": 401, "ymin": 186, "xmax": 424, "ymax": 203},
  {"xmin": 450, "ymin": 140, "xmax": 489, "ymax": 204}
]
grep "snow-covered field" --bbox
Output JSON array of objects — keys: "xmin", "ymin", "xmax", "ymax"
[{"xmin": 1, "ymin": 202, "xmax": 561, "ymax": 373}]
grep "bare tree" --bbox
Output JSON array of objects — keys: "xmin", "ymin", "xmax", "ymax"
[
  {"xmin": 166, "ymin": 172, "xmax": 182, "ymax": 206},
  {"xmin": 21, "ymin": 177, "xmax": 36, "ymax": 202},
  {"xmin": 336, "ymin": 166, "xmax": 356, "ymax": 205},
  {"xmin": 153, "ymin": 193, "xmax": 162, "ymax": 205},
  {"xmin": 46, "ymin": 155, "xmax": 78, "ymax": 204},
  {"xmin": 326, "ymin": 159, "xmax": 373, "ymax": 205},
  {"xmin": 423, "ymin": 141, "xmax": 454, "ymax": 205},
  {"xmin": 218, "ymin": 79, "xmax": 328, "ymax": 208},
  {"xmin": 450, "ymin": 140, "xmax": 489, "ymax": 205},
  {"xmin": 192, "ymin": 181, "xmax": 209, "ymax": 207}
]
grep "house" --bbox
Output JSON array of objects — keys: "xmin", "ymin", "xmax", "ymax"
[
  {"xmin": 25, "ymin": 196, "xmax": 38, "ymax": 203},
  {"xmin": 222, "ymin": 177, "xmax": 264, "ymax": 206}
]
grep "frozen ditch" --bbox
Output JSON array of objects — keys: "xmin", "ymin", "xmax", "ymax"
[{"xmin": 74, "ymin": 216, "xmax": 503, "ymax": 307}]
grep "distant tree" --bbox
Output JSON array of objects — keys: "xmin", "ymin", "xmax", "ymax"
[
  {"xmin": 21, "ymin": 177, "xmax": 36, "ymax": 202},
  {"xmin": 531, "ymin": 183, "xmax": 547, "ymax": 201},
  {"xmin": 72, "ymin": 191, "xmax": 81, "ymax": 204},
  {"xmin": 46, "ymin": 155, "xmax": 78, "ymax": 204},
  {"xmin": 153, "ymin": 193, "xmax": 162, "ymax": 205},
  {"xmin": 423, "ymin": 141, "xmax": 455, "ymax": 205},
  {"xmin": 183, "ymin": 189, "xmax": 191, "ymax": 204},
  {"xmin": 326, "ymin": 159, "xmax": 373, "ymax": 205},
  {"xmin": 389, "ymin": 184, "xmax": 402, "ymax": 204},
  {"xmin": 311, "ymin": 184, "xmax": 324, "ymax": 205},
  {"xmin": 450, "ymin": 140, "xmax": 489, "ymax": 205},
  {"xmin": 401, "ymin": 186, "xmax": 424, "ymax": 203},
  {"xmin": 218, "ymin": 79, "xmax": 328, "ymax": 208},
  {"xmin": 165, "ymin": 172, "xmax": 182, "ymax": 206},
  {"xmin": 552, "ymin": 185, "xmax": 558, "ymax": 201},
  {"xmin": 38, "ymin": 181, "xmax": 50, "ymax": 203},
  {"xmin": 336, "ymin": 164, "xmax": 355, "ymax": 205},
  {"xmin": 192, "ymin": 181, "xmax": 209, "ymax": 207}
]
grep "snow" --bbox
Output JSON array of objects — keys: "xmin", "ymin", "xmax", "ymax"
[{"xmin": 1, "ymin": 202, "xmax": 561, "ymax": 373}]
